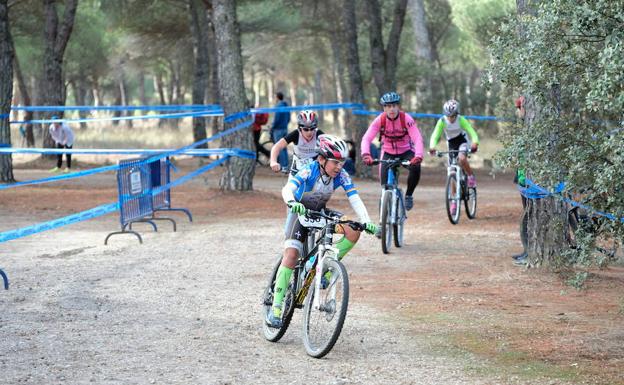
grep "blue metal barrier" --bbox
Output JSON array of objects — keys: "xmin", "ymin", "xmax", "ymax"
[
  {"xmin": 0, "ymin": 268, "xmax": 8, "ymax": 290},
  {"xmin": 105, "ymin": 158, "xmax": 157, "ymax": 244},
  {"xmin": 151, "ymin": 157, "xmax": 193, "ymax": 222}
]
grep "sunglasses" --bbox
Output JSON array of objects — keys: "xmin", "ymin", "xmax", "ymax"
[
  {"xmin": 328, "ymin": 159, "xmax": 345, "ymax": 167},
  {"xmin": 299, "ymin": 126, "xmax": 317, "ymax": 132}
]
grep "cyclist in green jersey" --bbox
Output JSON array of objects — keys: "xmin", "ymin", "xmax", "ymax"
[{"xmin": 428, "ymin": 99, "xmax": 479, "ymax": 216}]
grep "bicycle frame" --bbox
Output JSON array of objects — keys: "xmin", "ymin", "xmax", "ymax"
[
  {"xmin": 446, "ymin": 156, "xmax": 464, "ymax": 202},
  {"xmin": 292, "ymin": 209, "xmax": 361, "ymax": 310},
  {"xmin": 378, "ymin": 159, "xmax": 408, "ymax": 226}
]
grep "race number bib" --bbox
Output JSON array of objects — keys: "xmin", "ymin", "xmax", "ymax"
[{"xmin": 298, "ymin": 214, "xmax": 327, "ymax": 229}]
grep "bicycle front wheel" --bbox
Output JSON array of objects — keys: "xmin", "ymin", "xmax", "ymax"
[
  {"xmin": 302, "ymin": 258, "xmax": 349, "ymax": 358},
  {"xmin": 261, "ymin": 255, "xmax": 296, "ymax": 342},
  {"xmin": 446, "ymin": 173, "xmax": 461, "ymax": 224},
  {"xmin": 256, "ymin": 140, "xmax": 273, "ymax": 166},
  {"xmin": 381, "ymin": 190, "xmax": 393, "ymax": 254},
  {"xmin": 393, "ymin": 190, "xmax": 405, "ymax": 247},
  {"xmin": 465, "ymin": 187, "xmax": 477, "ymax": 219}
]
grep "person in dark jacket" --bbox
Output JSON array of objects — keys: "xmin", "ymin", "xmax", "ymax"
[{"xmin": 271, "ymin": 92, "xmax": 290, "ymax": 168}]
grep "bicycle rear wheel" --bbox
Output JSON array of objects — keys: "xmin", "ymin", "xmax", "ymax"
[
  {"xmin": 393, "ymin": 190, "xmax": 405, "ymax": 247},
  {"xmin": 446, "ymin": 173, "xmax": 461, "ymax": 224},
  {"xmin": 261, "ymin": 256, "xmax": 296, "ymax": 342},
  {"xmin": 381, "ymin": 190, "xmax": 393, "ymax": 254},
  {"xmin": 302, "ymin": 258, "xmax": 349, "ymax": 358},
  {"xmin": 465, "ymin": 187, "xmax": 477, "ymax": 219}
]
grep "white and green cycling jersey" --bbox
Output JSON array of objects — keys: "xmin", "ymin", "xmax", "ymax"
[{"xmin": 429, "ymin": 115, "xmax": 479, "ymax": 148}]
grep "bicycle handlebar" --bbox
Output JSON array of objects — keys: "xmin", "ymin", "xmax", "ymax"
[
  {"xmin": 370, "ymin": 159, "xmax": 411, "ymax": 167},
  {"xmin": 286, "ymin": 204, "xmax": 365, "ymax": 232},
  {"xmin": 434, "ymin": 150, "xmax": 472, "ymax": 158}
]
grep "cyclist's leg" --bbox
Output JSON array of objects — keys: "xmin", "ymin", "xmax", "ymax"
[
  {"xmin": 398, "ymin": 150, "xmax": 420, "ymax": 196},
  {"xmin": 457, "ymin": 141, "xmax": 474, "ymax": 178},
  {"xmin": 334, "ymin": 223, "xmax": 360, "ymax": 261},
  {"xmin": 271, "ymin": 221, "xmax": 308, "ymax": 317}
]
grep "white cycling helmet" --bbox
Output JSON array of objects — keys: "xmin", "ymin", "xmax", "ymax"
[
  {"xmin": 316, "ymin": 134, "xmax": 349, "ymax": 161},
  {"xmin": 443, "ymin": 99, "xmax": 460, "ymax": 116},
  {"xmin": 296, "ymin": 110, "xmax": 318, "ymax": 129}
]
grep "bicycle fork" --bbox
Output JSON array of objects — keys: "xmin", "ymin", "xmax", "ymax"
[
  {"xmin": 448, "ymin": 165, "xmax": 462, "ymax": 201},
  {"xmin": 313, "ymin": 243, "xmax": 339, "ymax": 311}
]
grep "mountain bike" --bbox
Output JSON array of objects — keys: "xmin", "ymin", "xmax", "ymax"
[
  {"xmin": 371, "ymin": 158, "xmax": 410, "ymax": 254},
  {"xmin": 261, "ymin": 207, "xmax": 365, "ymax": 358},
  {"xmin": 435, "ymin": 150, "xmax": 477, "ymax": 224}
]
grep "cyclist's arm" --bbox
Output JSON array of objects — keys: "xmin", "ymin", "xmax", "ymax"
[
  {"xmin": 459, "ymin": 116, "xmax": 479, "ymax": 145},
  {"xmin": 338, "ymin": 171, "xmax": 372, "ymax": 224},
  {"xmin": 429, "ymin": 118, "xmax": 445, "ymax": 149},
  {"xmin": 281, "ymin": 174, "xmax": 302, "ymax": 203},
  {"xmin": 405, "ymin": 115, "xmax": 424, "ymax": 158},
  {"xmin": 360, "ymin": 116, "xmax": 382, "ymax": 156},
  {"xmin": 269, "ymin": 138, "xmax": 288, "ymax": 165}
]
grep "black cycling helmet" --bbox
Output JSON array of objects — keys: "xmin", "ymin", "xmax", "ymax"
[{"xmin": 379, "ymin": 91, "xmax": 401, "ymax": 106}]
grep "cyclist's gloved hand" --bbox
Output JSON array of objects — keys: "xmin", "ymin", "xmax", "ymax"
[
  {"xmin": 362, "ymin": 154, "xmax": 373, "ymax": 166},
  {"xmin": 288, "ymin": 201, "xmax": 306, "ymax": 215},
  {"xmin": 428, "ymin": 148, "xmax": 436, "ymax": 156},
  {"xmin": 470, "ymin": 143, "xmax": 478, "ymax": 153},
  {"xmin": 364, "ymin": 222, "xmax": 378, "ymax": 235},
  {"xmin": 409, "ymin": 156, "xmax": 423, "ymax": 165}
]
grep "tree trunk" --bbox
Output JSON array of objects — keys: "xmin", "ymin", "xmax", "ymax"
[
  {"xmin": 365, "ymin": 0, "xmax": 407, "ymax": 95},
  {"xmin": 189, "ymin": 0, "xmax": 209, "ymax": 148},
  {"xmin": 13, "ymin": 52, "xmax": 34, "ymax": 146},
  {"xmin": 213, "ymin": 0, "xmax": 254, "ymax": 191},
  {"xmin": 329, "ymin": 36, "xmax": 347, "ymax": 138},
  {"xmin": 41, "ymin": 0, "xmax": 78, "ymax": 149},
  {"xmin": 138, "ymin": 70, "xmax": 147, "ymax": 105},
  {"xmin": 407, "ymin": 0, "xmax": 434, "ymax": 109},
  {"xmin": 342, "ymin": 0, "xmax": 370, "ymax": 178},
  {"xmin": 72, "ymin": 73, "xmax": 88, "ymax": 130},
  {"xmin": 0, "ymin": 0, "xmax": 14, "ymax": 182}
]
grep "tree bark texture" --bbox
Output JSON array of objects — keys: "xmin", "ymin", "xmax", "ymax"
[
  {"xmin": 41, "ymin": 0, "xmax": 78, "ymax": 149},
  {"xmin": 342, "ymin": 0, "xmax": 370, "ymax": 178},
  {"xmin": 212, "ymin": 0, "xmax": 254, "ymax": 191},
  {"xmin": 407, "ymin": 0, "xmax": 435, "ymax": 108},
  {"xmin": 365, "ymin": 0, "xmax": 407, "ymax": 95},
  {"xmin": 189, "ymin": 0, "xmax": 210, "ymax": 148},
  {"xmin": 13, "ymin": 53, "xmax": 34, "ymax": 146},
  {"xmin": 0, "ymin": 0, "xmax": 14, "ymax": 182}
]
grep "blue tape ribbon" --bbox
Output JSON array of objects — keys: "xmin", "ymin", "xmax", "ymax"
[
  {"xmin": 0, "ymin": 143, "xmax": 9, "ymax": 148},
  {"xmin": 11, "ymin": 104, "xmax": 222, "ymax": 112},
  {"xmin": 0, "ymin": 113, "xmax": 9, "ymax": 119},
  {"xmin": 520, "ymin": 178, "xmax": 624, "ymax": 224},
  {"xmin": 0, "ymin": 202, "xmax": 119, "ymax": 243},
  {"xmin": 0, "ymin": 148, "xmax": 249, "ymax": 190},
  {"xmin": 11, "ymin": 109, "xmax": 223, "ymax": 125},
  {"xmin": 0, "ymin": 148, "xmax": 238, "ymax": 156},
  {"xmin": 351, "ymin": 109, "xmax": 508, "ymax": 121},
  {"xmin": 251, "ymin": 102, "xmax": 365, "ymax": 114}
]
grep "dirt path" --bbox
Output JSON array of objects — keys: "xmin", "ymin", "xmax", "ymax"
[{"xmin": 1, "ymin": 165, "xmax": 622, "ymax": 385}]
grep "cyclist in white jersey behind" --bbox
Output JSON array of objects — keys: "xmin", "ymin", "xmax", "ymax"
[
  {"xmin": 428, "ymin": 99, "xmax": 480, "ymax": 216},
  {"xmin": 270, "ymin": 110, "xmax": 325, "ymax": 176}
]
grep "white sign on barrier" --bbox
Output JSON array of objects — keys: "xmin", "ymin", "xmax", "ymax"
[{"xmin": 130, "ymin": 170, "xmax": 142, "ymax": 195}]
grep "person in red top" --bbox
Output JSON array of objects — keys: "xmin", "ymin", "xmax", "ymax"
[{"xmin": 251, "ymin": 106, "xmax": 270, "ymax": 160}]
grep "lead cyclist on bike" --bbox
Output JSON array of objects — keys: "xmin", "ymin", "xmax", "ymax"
[
  {"xmin": 266, "ymin": 134, "xmax": 378, "ymax": 328},
  {"xmin": 361, "ymin": 91, "xmax": 424, "ymax": 211},
  {"xmin": 428, "ymin": 99, "xmax": 480, "ymax": 215}
]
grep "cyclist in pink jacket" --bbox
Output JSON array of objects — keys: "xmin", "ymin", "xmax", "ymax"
[{"xmin": 361, "ymin": 92, "xmax": 424, "ymax": 211}]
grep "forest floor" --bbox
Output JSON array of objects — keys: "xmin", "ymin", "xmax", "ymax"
[{"xmin": 1, "ymin": 160, "xmax": 623, "ymax": 385}]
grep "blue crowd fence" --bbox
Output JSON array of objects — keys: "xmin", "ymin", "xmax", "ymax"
[
  {"xmin": 151, "ymin": 158, "xmax": 193, "ymax": 222},
  {"xmin": 105, "ymin": 156, "xmax": 161, "ymax": 245}
]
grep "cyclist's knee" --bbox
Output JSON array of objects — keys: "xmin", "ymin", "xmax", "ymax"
[
  {"xmin": 343, "ymin": 227, "xmax": 360, "ymax": 243},
  {"xmin": 282, "ymin": 247, "xmax": 299, "ymax": 268}
]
